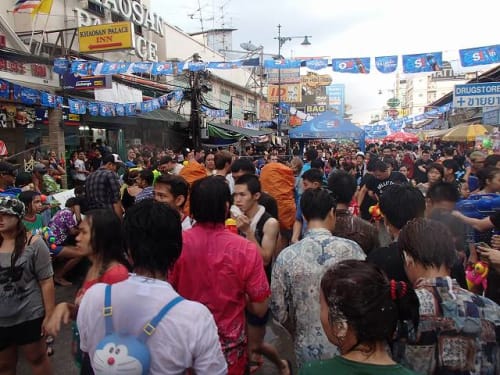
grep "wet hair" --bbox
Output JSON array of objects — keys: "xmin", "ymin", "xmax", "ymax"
[
  {"xmin": 18, "ymin": 191, "xmax": 41, "ymax": 213},
  {"xmin": 371, "ymin": 159, "xmax": 388, "ymax": 172},
  {"xmin": 124, "ymin": 200, "xmax": 182, "ymax": 274},
  {"xmin": 230, "ymin": 158, "xmax": 255, "ymax": 174},
  {"xmin": 123, "ymin": 168, "xmax": 140, "ymax": 186},
  {"xmin": 154, "ymin": 174, "xmax": 189, "ymax": 208},
  {"xmin": 302, "ymin": 168, "xmax": 323, "ymax": 184},
  {"xmin": 190, "ymin": 176, "xmax": 231, "ymax": 223},
  {"xmin": 305, "ymin": 147, "xmax": 318, "ymax": 162},
  {"xmin": 310, "ymin": 159, "xmax": 325, "ymax": 170},
  {"xmin": 14, "ymin": 172, "xmax": 33, "ymax": 188},
  {"xmin": 484, "ymin": 154, "xmax": 500, "ymax": 168},
  {"xmin": 427, "ymin": 182, "xmax": 460, "ymax": 203},
  {"xmin": 138, "ymin": 169, "xmax": 154, "ymax": 186},
  {"xmin": 234, "ymin": 174, "xmax": 261, "ymax": 195},
  {"xmin": 327, "ymin": 170, "xmax": 357, "ymax": 204},
  {"xmin": 321, "ymin": 260, "xmax": 419, "ymax": 353},
  {"xmin": 85, "ymin": 209, "xmax": 129, "ymax": 277},
  {"xmin": 300, "ymin": 188, "xmax": 336, "ymax": 221},
  {"xmin": 442, "ymin": 159, "xmax": 459, "ymax": 174},
  {"xmin": 476, "ymin": 166, "xmax": 500, "ymax": 190},
  {"xmin": 65, "ymin": 197, "xmax": 79, "ymax": 208},
  {"xmin": 214, "ymin": 151, "xmax": 233, "ymax": 170},
  {"xmin": 398, "ymin": 218, "xmax": 457, "ymax": 270},
  {"xmin": 427, "ymin": 162, "xmax": 444, "ymax": 178},
  {"xmin": 379, "ymin": 184, "xmax": 425, "ymax": 229}
]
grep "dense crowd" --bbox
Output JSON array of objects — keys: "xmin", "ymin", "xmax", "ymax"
[{"xmin": 0, "ymin": 140, "xmax": 499, "ymax": 375}]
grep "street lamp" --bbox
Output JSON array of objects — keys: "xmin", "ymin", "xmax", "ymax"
[{"xmin": 274, "ymin": 24, "xmax": 311, "ymax": 137}]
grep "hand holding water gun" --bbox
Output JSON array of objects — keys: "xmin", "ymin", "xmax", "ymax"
[{"xmin": 466, "ymin": 261, "xmax": 489, "ymax": 292}]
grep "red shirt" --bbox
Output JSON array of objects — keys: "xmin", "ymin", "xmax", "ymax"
[
  {"xmin": 169, "ymin": 223, "xmax": 270, "ymax": 375},
  {"xmin": 76, "ymin": 263, "xmax": 129, "ymax": 302}
]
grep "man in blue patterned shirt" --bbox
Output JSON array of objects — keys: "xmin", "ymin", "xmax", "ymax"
[
  {"xmin": 394, "ymin": 218, "xmax": 500, "ymax": 374},
  {"xmin": 270, "ymin": 188, "xmax": 365, "ymax": 368}
]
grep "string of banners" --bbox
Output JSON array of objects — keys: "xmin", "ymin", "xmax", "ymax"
[
  {"xmin": 53, "ymin": 44, "xmax": 499, "ymax": 76},
  {"xmin": 0, "ymin": 78, "xmax": 184, "ymax": 117}
]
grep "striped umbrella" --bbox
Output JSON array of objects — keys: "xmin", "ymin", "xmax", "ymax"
[{"xmin": 442, "ymin": 124, "xmax": 494, "ymax": 142}]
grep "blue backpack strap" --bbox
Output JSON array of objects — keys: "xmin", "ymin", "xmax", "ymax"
[
  {"xmin": 103, "ymin": 284, "xmax": 114, "ymax": 335},
  {"xmin": 138, "ymin": 296, "xmax": 183, "ymax": 343}
]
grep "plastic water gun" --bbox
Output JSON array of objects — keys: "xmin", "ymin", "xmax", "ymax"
[
  {"xmin": 466, "ymin": 261, "xmax": 489, "ymax": 291},
  {"xmin": 455, "ymin": 194, "xmax": 500, "ymax": 219},
  {"xmin": 369, "ymin": 204, "xmax": 382, "ymax": 221},
  {"xmin": 41, "ymin": 227, "xmax": 61, "ymax": 254}
]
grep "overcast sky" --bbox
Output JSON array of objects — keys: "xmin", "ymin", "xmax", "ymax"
[{"xmin": 150, "ymin": 0, "xmax": 499, "ymax": 123}]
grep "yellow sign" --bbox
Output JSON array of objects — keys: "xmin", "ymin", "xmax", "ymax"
[
  {"xmin": 78, "ymin": 21, "xmax": 133, "ymax": 53},
  {"xmin": 301, "ymin": 72, "xmax": 333, "ymax": 88}
]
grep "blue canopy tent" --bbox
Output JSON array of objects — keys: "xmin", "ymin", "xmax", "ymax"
[{"xmin": 288, "ymin": 111, "xmax": 365, "ymax": 151}]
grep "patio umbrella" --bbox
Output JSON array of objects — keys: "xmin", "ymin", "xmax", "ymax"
[
  {"xmin": 442, "ymin": 124, "xmax": 494, "ymax": 142},
  {"xmin": 382, "ymin": 131, "xmax": 419, "ymax": 143}
]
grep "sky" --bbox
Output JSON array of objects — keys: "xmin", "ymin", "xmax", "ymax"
[{"xmin": 150, "ymin": 0, "xmax": 499, "ymax": 124}]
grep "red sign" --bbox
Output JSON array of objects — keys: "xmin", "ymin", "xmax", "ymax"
[
  {"xmin": 0, "ymin": 35, "xmax": 5, "ymax": 48},
  {"xmin": 0, "ymin": 59, "xmax": 25, "ymax": 74}
]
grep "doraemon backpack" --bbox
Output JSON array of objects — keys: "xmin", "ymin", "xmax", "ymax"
[{"xmin": 92, "ymin": 284, "xmax": 183, "ymax": 375}]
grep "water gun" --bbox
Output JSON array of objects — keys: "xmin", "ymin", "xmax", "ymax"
[
  {"xmin": 466, "ymin": 261, "xmax": 489, "ymax": 291},
  {"xmin": 40, "ymin": 227, "xmax": 61, "ymax": 254},
  {"xmin": 369, "ymin": 204, "xmax": 382, "ymax": 221},
  {"xmin": 455, "ymin": 194, "xmax": 500, "ymax": 219}
]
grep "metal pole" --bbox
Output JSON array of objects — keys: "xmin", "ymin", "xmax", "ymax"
[{"xmin": 277, "ymin": 24, "xmax": 282, "ymax": 138}]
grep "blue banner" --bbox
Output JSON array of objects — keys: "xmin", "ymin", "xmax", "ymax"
[
  {"xmin": 402, "ymin": 52, "xmax": 442, "ymax": 73},
  {"xmin": 0, "ymin": 80, "xmax": 9, "ymax": 99},
  {"xmin": 99, "ymin": 103, "xmax": 115, "ymax": 117},
  {"xmin": 375, "ymin": 56, "xmax": 398, "ymax": 73},
  {"xmin": 124, "ymin": 103, "xmax": 137, "ymax": 116},
  {"xmin": 459, "ymin": 45, "xmax": 500, "ymax": 67},
  {"xmin": 53, "ymin": 58, "xmax": 69, "ymax": 75},
  {"xmin": 141, "ymin": 101, "xmax": 153, "ymax": 112},
  {"xmin": 131, "ymin": 62, "xmax": 153, "ymax": 74},
  {"xmin": 241, "ymin": 58, "xmax": 260, "ymax": 67},
  {"xmin": 188, "ymin": 62, "xmax": 207, "ymax": 71},
  {"xmin": 71, "ymin": 61, "xmax": 98, "ymax": 76},
  {"xmin": 306, "ymin": 59, "xmax": 328, "ymax": 70},
  {"xmin": 332, "ymin": 58, "xmax": 370, "ymax": 73},
  {"xmin": 115, "ymin": 103, "xmax": 125, "ymax": 116},
  {"xmin": 20, "ymin": 87, "xmax": 39, "ymax": 105},
  {"xmin": 88, "ymin": 102, "xmax": 99, "ymax": 116},
  {"xmin": 151, "ymin": 62, "xmax": 182, "ymax": 75},
  {"xmin": 100, "ymin": 62, "xmax": 122, "ymax": 75},
  {"xmin": 263, "ymin": 59, "xmax": 302, "ymax": 69},
  {"xmin": 13, "ymin": 84, "xmax": 22, "ymax": 101},
  {"xmin": 207, "ymin": 61, "xmax": 243, "ymax": 69},
  {"xmin": 40, "ymin": 92, "xmax": 56, "ymax": 108},
  {"xmin": 68, "ymin": 99, "xmax": 87, "ymax": 114}
]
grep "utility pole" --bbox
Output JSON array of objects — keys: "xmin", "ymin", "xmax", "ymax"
[{"xmin": 189, "ymin": 54, "xmax": 201, "ymax": 149}]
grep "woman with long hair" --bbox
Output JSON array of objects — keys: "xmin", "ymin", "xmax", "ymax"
[
  {"xmin": 300, "ymin": 260, "xmax": 419, "ymax": 375},
  {"xmin": 0, "ymin": 196, "xmax": 55, "ymax": 375},
  {"xmin": 45, "ymin": 210, "xmax": 129, "ymax": 374}
]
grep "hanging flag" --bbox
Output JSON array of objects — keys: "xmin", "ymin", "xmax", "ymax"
[
  {"xmin": 115, "ymin": 104, "xmax": 125, "ymax": 116},
  {"xmin": 375, "ymin": 56, "xmax": 398, "ymax": 73},
  {"xmin": 264, "ymin": 59, "xmax": 301, "ymax": 69},
  {"xmin": 53, "ymin": 58, "xmax": 69, "ymax": 75},
  {"xmin": 131, "ymin": 62, "xmax": 152, "ymax": 74},
  {"xmin": 188, "ymin": 62, "xmax": 207, "ymax": 72},
  {"xmin": 0, "ymin": 80, "xmax": 9, "ymax": 99},
  {"xmin": 207, "ymin": 61, "xmax": 243, "ymax": 69},
  {"xmin": 332, "ymin": 58, "xmax": 370, "ymax": 74},
  {"xmin": 124, "ymin": 103, "xmax": 137, "ymax": 116},
  {"xmin": 88, "ymin": 102, "xmax": 99, "ymax": 116},
  {"xmin": 402, "ymin": 52, "xmax": 442, "ymax": 73},
  {"xmin": 40, "ymin": 92, "xmax": 56, "ymax": 108},
  {"xmin": 13, "ymin": 0, "xmax": 40, "ymax": 13},
  {"xmin": 459, "ymin": 45, "xmax": 500, "ymax": 67},
  {"xmin": 32, "ymin": 0, "xmax": 53, "ymax": 16}
]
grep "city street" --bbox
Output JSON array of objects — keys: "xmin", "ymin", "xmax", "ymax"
[{"xmin": 17, "ymin": 284, "xmax": 297, "ymax": 375}]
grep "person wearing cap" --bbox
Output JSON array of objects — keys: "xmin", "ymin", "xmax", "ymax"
[
  {"xmin": 0, "ymin": 196, "xmax": 55, "ymax": 374},
  {"xmin": 32, "ymin": 163, "xmax": 60, "ymax": 196},
  {"xmin": 0, "ymin": 161, "xmax": 18, "ymax": 193},
  {"xmin": 85, "ymin": 153, "xmax": 124, "ymax": 218}
]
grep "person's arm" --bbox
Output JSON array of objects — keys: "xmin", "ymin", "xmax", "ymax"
[
  {"xmin": 452, "ymin": 211, "xmax": 494, "ymax": 232},
  {"xmin": 357, "ymin": 184, "xmax": 368, "ymax": 207},
  {"xmin": 109, "ymin": 173, "xmax": 124, "ymax": 218},
  {"xmin": 44, "ymin": 302, "xmax": 77, "ymax": 337},
  {"xmin": 39, "ymin": 277, "xmax": 55, "ymax": 335},
  {"xmin": 270, "ymin": 256, "xmax": 289, "ymax": 325},
  {"xmin": 240, "ymin": 217, "xmax": 279, "ymax": 266},
  {"xmin": 291, "ymin": 219, "xmax": 302, "ymax": 244}
]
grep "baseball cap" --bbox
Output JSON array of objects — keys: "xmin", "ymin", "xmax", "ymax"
[
  {"xmin": 356, "ymin": 151, "xmax": 365, "ymax": 157},
  {"xmin": 0, "ymin": 196, "xmax": 25, "ymax": 218},
  {"xmin": 0, "ymin": 161, "xmax": 18, "ymax": 176},
  {"xmin": 33, "ymin": 163, "xmax": 47, "ymax": 174},
  {"xmin": 102, "ymin": 153, "xmax": 124, "ymax": 166}
]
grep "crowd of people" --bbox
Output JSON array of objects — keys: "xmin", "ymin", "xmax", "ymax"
[{"xmin": 0, "ymin": 139, "xmax": 499, "ymax": 375}]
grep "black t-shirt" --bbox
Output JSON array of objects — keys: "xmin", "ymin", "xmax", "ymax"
[
  {"xmin": 413, "ymin": 159, "xmax": 433, "ymax": 183},
  {"xmin": 360, "ymin": 174, "xmax": 377, "ymax": 221},
  {"xmin": 366, "ymin": 171, "xmax": 407, "ymax": 198}
]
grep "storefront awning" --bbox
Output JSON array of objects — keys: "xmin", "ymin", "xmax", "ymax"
[
  {"xmin": 209, "ymin": 123, "xmax": 274, "ymax": 138},
  {"xmin": 138, "ymin": 109, "xmax": 187, "ymax": 123}
]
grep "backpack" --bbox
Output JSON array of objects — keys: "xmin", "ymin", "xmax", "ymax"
[{"xmin": 92, "ymin": 284, "xmax": 184, "ymax": 375}]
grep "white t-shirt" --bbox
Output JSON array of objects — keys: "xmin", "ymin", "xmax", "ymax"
[
  {"xmin": 77, "ymin": 276, "xmax": 227, "ymax": 375},
  {"xmin": 74, "ymin": 159, "xmax": 87, "ymax": 181}
]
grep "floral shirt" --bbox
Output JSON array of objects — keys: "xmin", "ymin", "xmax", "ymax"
[
  {"xmin": 271, "ymin": 228, "xmax": 365, "ymax": 368},
  {"xmin": 393, "ymin": 277, "xmax": 500, "ymax": 374},
  {"xmin": 49, "ymin": 208, "xmax": 76, "ymax": 245}
]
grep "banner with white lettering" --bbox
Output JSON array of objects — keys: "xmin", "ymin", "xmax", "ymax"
[
  {"xmin": 459, "ymin": 45, "xmax": 500, "ymax": 67},
  {"xmin": 402, "ymin": 52, "xmax": 442, "ymax": 73},
  {"xmin": 332, "ymin": 58, "xmax": 370, "ymax": 74},
  {"xmin": 375, "ymin": 56, "xmax": 398, "ymax": 73}
]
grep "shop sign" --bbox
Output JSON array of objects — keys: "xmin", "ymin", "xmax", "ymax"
[
  {"xmin": 267, "ymin": 68, "xmax": 301, "ymax": 84},
  {"xmin": 301, "ymin": 72, "xmax": 332, "ymax": 88},
  {"xmin": 78, "ymin": 22, "xmax": 134, "ymax": 53},
  {"xmin": 268, "ymin": 84, "xmax": 302, "ymax": 103},
  {"xmin": 74, "ymin": 0, "xmax": 162, "ymax": 61},
  {"xmin": 0, "ymin": 58, "xmax": 49, "ymax": 79},
  {"xmin": 61, "ymin": 72, "xmax": 112, "ymax": 90}
]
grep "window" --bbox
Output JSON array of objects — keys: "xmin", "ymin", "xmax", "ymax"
[{"xmin": 220, "ymin": 88, "xmax": 231, "ymax": 97}]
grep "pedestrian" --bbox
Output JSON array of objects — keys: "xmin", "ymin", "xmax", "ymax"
[
  {"xmin": 0, "ymin": 196, "xmax": 55, "ymax": 375},
  {"xmin": 18, "ymin": 190, "xmax": 44, "ymax": 234},
  {"xmin": 394, "ymin": 218, "xmax": 500, "ymax": 374},
  {"xmin": 77, "ymin": 200, "xmax": 227, "ymax": 374},
  {"xmin": 169, "ymin": 176, "xmax": 270, "ymax": 374},
  {"xmin": 300, "ymin": 260, "xmax": 418, "ymax": 375},
  {"xmin": 44, "ymin": 209, "xmax": 129, "ymax": 374},
  {"xmin": 271, "ymin": 188, "xmax": 365, "ymax": 368}
]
